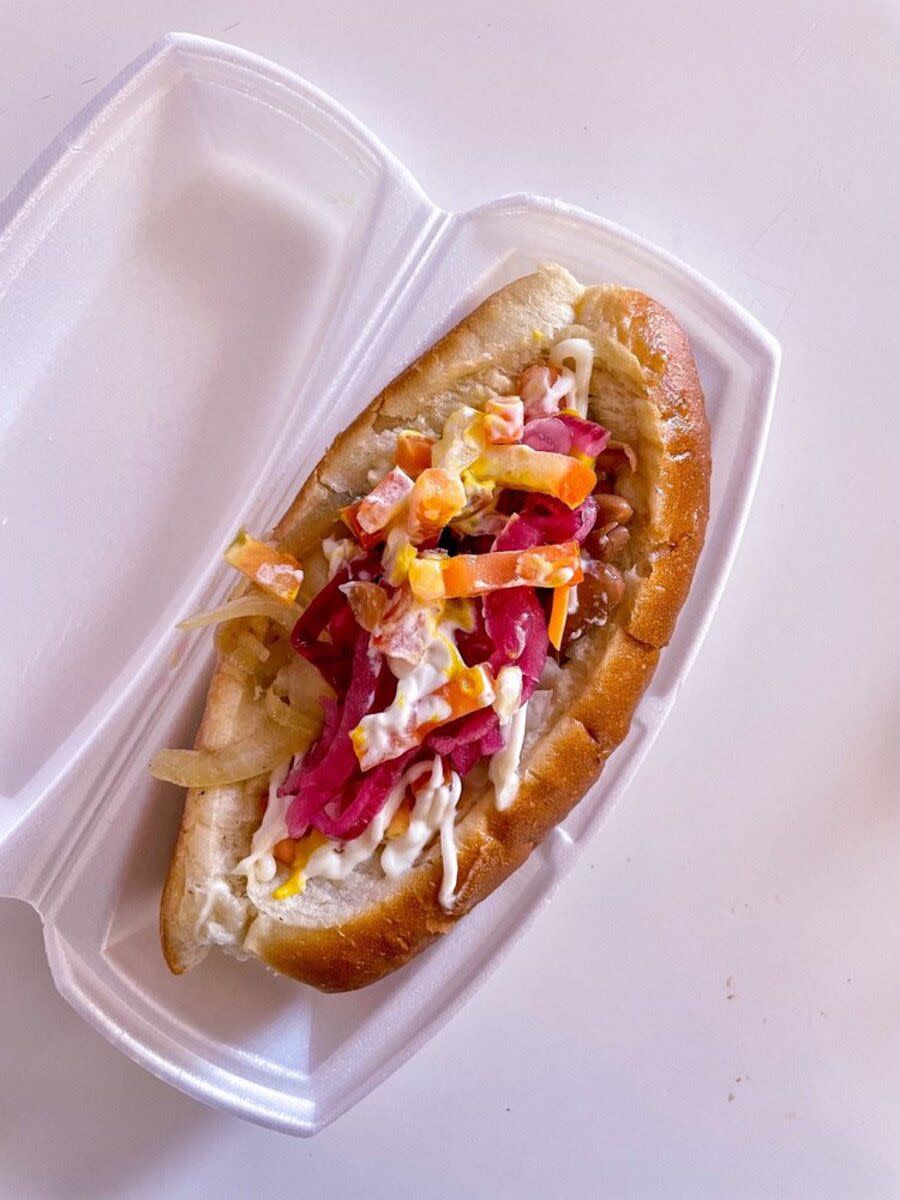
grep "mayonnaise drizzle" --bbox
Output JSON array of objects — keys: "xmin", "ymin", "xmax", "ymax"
[
  {"xmin": 546, "ymin": 366, "xmax": 577, "ymax": 406},
  {"xmin": 241, "ymin": 756, "xmax": 465, "ymax": 911},
  {"xmin": 303, "ymin": 778, "xmax": 408, "ymax": 882},
  {"xmin": 493, "ymin": 664, "xmax": 523, "ymax": 722},
  {"xmin": 233, "ymin": 760, "xmax": 292, "ymax": 884},
  {"xmin": 549, "ymin": 337, "xmax": 595, "ymax": 416},
  {"xmin": 301, "ymin": 756, "xmax": 464, "ymax": 911},
  {"xmin": 381, "ymin": 757, "xmax": 463, "ymax": 909},
  {"xmin": 489, "ymin": 703, "xmax": 528, "ymax": 811}
]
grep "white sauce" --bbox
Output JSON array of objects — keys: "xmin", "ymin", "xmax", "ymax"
[
  {"xmin": 282, "ymin": 756, "xmax": 465, "ymax": 912},
  {"xmin": 238, "ymin": 755, "xmax": 464, "ymax": 910},
  {"xmin": 353, "ymin": 631, "xmax": 454, "ymax": 766},
  {"xmin": 438, "ymin": 803, "xmax": 461, "ymax": 908},
  {"xmin": 381, "ymin": 757, "xmax": 463, "ymax": 909},
  {"xmin": 489, "ymin": 703, "xmax": 528, "ymax": 810},
  {"xmin": 493, "ymin": 664, "xmax": 523, "ymax": 723},
  {"xmin": 303, "ymin": 777, "xmax": 408, "ymax": 882},
  {"xmin": 415, "ymin": 694, "xmax": 453, "ymax": 726},
  {"xmin": 365, "ymin": 456, "xmax": 394, "ymax": 487},
  {"xmin": 568, "ymin": 583, "xmax": 580, "ymax": 614},
  {"xmin": 549, "ymin": 337, "xmax": 595, "ymax": 416},
  {"xmin": 547, "ymin": 365, "xmax": 577, "ymax": 405},
  {"xmin": 233, "ymin": 760, "xmax": 292, "ymax": 884}
]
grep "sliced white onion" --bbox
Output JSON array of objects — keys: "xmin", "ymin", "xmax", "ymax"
[
  {"xmin": 264, "ymin": 687, "xmax": 320, "ymax": 738},
  {"xmin": 150, "ymin": 728, "xmax": 308, "ymax": 789},
  {"xmin": 236, "ymin": 630, "xmax": 270, "ymax": 663},
  {"xmin": 178, "ymin": 594, "xmax": 301, "ymax": 633}
]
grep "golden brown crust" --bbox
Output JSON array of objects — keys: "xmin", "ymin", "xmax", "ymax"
[
  {"xmin": 160, "ymin": 668, "xmax": 260, "ymax": 974},
  {"xmin": 160, "ymin": 265, "xmax": 710, "ymax": 989},
  {"xmin": 583, "ymin": 287, "xmax": 710, "ymax": 649}
]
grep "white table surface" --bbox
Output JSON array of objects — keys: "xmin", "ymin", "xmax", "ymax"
[{"xmin": 1, "ymin": 2, "xmax": 898, "ymax": 1196}]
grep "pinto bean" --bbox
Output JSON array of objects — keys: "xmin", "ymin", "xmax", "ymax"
[
  {"xmin": 600, "ymin": 525, "xmax": 631, "ymax": 560},
  {"xmin": 593, "ymin": 493, "xmax": 633, "ymax": 534},
  {"xmin": 562, "ymin": 560, "xmax": 626, "ymax": 654}
]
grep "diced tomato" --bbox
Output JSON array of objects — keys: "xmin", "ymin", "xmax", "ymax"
[
  {"xmin": 370, "ymin": 585, "xmax": 438, "ymax": 665},
  {"xmin": 409, "ymin": 541, "xmax": 584, "ymax": 602},
  {"xmin": 407, "ymin": 467, "xmax": 467, "ymax": 542},
  {"xmin": 356, "ymin": 466, "xmax": 414, "ymax": 535},
  {"xmin": 224, "ymin": 530, "xmax": 304, "ymax": 604},
  {"xmin": 395, "ymin": 429, "xmax": 434, "ymax": 477},
  {"xmin": 470, "ymin": 444, "xmax": 596, "ymax": 508},
  {"xmin": 483, "ymin": 396, "xmax": 524, "ymax": 444},
  {"xmin": 338, "ymin": 501, "xmax": 384, "ymax": 548}
]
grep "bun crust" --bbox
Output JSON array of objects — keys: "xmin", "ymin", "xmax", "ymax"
[{"xmin": 160, "ymin": 265, "xmax": 710, "ymax": 990}]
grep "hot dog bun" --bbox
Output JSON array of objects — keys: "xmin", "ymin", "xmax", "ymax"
[{"xmin": 160, "ymin": 263, "xmax": 710, "ymax": 990}]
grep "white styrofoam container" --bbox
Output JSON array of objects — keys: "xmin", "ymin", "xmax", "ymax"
[{"xmin": 0, "ymin": 34, "xmax": 779, "ymax": 1135}]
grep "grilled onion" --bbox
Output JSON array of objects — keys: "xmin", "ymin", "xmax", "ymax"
[
  {"xmin": 178, "ymin": 595, "xmax": 300, "ymax": 634},
  {"xmin": 150, "ymin": 726, "xmax": 307, "ymax": 788}
]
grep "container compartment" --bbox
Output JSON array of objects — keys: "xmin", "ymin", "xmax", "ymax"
[{"xmin": 0, "ymin": 35, "xmax": 779, "ymax": 1135}]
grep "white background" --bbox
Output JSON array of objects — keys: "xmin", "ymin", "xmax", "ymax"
[{"xmin": 1, "ymin": 2, "xmax": 898, "ymax": 1197}]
